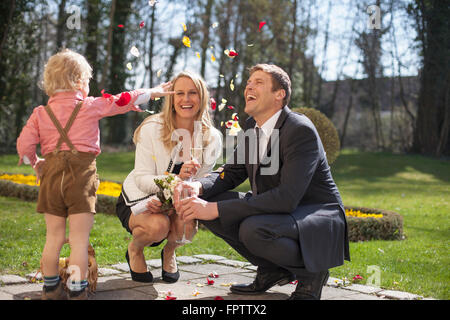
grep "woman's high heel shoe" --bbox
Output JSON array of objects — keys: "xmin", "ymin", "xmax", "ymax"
[
  {"xmin": 126, "ymin": 250, "xmax": 153, "ymax": 283},
  {"xmin": 161, "ymin": 249, "xmax": 180, "ymax": 283}
]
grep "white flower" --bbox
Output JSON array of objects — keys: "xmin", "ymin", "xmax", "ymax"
[{"xmin": 163, "ymin": 189, "xmax": 172, "ymax": 200}]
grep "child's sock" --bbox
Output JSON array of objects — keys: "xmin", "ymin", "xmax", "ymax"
[
  {"xmin": 68, "ymin": 279, "xmax": 89, "ymax": 292},
  {"xmin": 43, "ymin": 275, "xmax": 60, "ymax": 291}
]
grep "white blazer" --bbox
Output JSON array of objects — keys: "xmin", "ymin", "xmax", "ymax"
[{"xmin": 122, "ymin": 114, "xmax": 223, "ymax": 205}]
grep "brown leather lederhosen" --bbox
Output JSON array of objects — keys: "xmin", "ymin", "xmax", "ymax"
[{"xmin": 36, "ymin": 102, "xmax": 99, "ymax": 217}]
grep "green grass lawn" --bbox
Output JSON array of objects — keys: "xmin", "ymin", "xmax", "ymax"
[{"xmin": 0, "ymin": 150, "xmax": 449, "ymax": 299}]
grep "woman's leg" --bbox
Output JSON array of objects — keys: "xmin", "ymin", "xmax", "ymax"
[
  {"xmin": 41, "ymin": 214, "xmax": 67, "ymax": 277},
  {"xmin": 128, "ymin": 213, "xmax": 170, "ymax": 272},
  {"xmin": 68, "ymin": 213, "xmax": 94, "ymax": 282}
]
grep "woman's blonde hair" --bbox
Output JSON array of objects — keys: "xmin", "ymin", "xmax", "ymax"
[
  {"xmin": 133, "ymin": 70, "xmax": 214, "ymax": 150},
  {"xmin": 42, "ymin": 48, "xmax": 92, "ymax": 96}
]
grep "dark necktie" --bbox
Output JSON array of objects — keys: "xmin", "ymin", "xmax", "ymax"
[{"xmin": 252, "ymin": 127, "xmax": 260, "ymax": 195}]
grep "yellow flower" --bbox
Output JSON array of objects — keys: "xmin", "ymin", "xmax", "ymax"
[{"xmin": 345, "ymin": 208, "xmax": 383, "ymax": 219}]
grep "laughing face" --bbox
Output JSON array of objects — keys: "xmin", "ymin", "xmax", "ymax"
[
  {"xmin": 173, "ymin": 76, "xmax": 201, "ymax": 121},
  {"xmin": 244, "ymin": 70, "xmax": 284, "ymax": 122}
]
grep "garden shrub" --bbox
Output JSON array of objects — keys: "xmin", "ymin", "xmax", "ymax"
[
  {"xmin": 291, "ymin": 107, "xmax": 341, "ymax": 164},
  {"xmin": 345, "ymin": 206, "xmax": 404, "ymax": 241}
]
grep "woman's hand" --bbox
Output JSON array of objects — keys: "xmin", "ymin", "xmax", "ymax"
[
  {"xmin": 179, "ymin": 159, "xmax": 201, "ymax": 181},
  {"xmin": 145, "ymin": 198, "xmax": 164, "ymax": 214},
  {"xmin": 150, "ymin": 81, "xmax": 175, "ymax": 99}
]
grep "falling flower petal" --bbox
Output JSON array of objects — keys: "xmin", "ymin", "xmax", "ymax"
[
  {"xmin": 211, "ymin": 22, "xmax": 219, "ymax": 29},
  {"xmin": 220, "ymin": 172, "xmax": 225, "ymax": 179},
  {"xmin": 247, "ymin": 43, "xmax": 254, "ymax": 47},
  {"xmin": 290, "ymin": 280, "xmax": 298, "ymax": 285},
  {"xmin": 230, "ymin": 79, "xmax": 235, "ymax": 91},
  {"xmin": 210, "ymin": 98, "xmax": 217, "ymax": 110},
  {"xmin": 211, "ymin": 53, "xmax": 216, "ymax": 62},
  {"xmin": 115, "ymin": 92, "xmax": 131, "ymax": 106},
  {"xmin": 182, "ymin": 36, "xmax": 191, "ymax": 47},
  {"xmin": 165, "ymin": 295, "xmax": 177, "ymax": 300},
  {"xmin": 209, "ymin": 271, "xmax": 219, "ymax": 278},
  {"xmin": 157, "ymin": 69, "xmax": 162, "ymax": 78},
  {"xmin": 214, "ymin": 296, "xmax": 224, "ymax": 300},
  {"xmin": 117, "ymin": 24, "xmax": 124, "ymax": 28},
  {"xmin": 196, "ymin": 51, "xmax": 201, "ymax": 59},
  {"xmin": 149, "ymin": 0, "xmax": 157, "ymax": 6},
  {"xmin": 130, "ymin": 46, "xmax": 140, "ymax": 57},
  {"xmin": 231, "ymin": 113, "xmax": 239, "ymax": 121},
  {"xmin": 259, "ymin": 21, "xmax": 266, "ymax": 31},
  {"xmin": 227, "ymin": 105, "xmax": 234, "ymax": 110},
  {"xmin": 144, "ymin": 110, "xmax": 155, "ymax": 114},
  {"xmin": 139, "ymin": 21, "xmax": 145, "ymax": 28},
  {"xmin": 181, "ymin": 23, "xmax": 187, "ymax": 32},
  {"xmin": 206, "ymin": 277, "xmax": 214, "ymax": 285},
  {"xmin": 126, "ymin": 62, "xmax": 132, "ymax": 70},
  {"xmin": 219, "ymin": 74, "xmax": 224, "ymax": 78}
]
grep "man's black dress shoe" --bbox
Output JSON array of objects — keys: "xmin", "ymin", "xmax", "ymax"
[
  {"xmin": 126, "ymin": 250, "xmax": 153, "ymax": 283},
  {"xmin": 288, "ymin": 270, "xmax": 329, "ymax": 300},
  {"xmin": 161, "ymin": 249, "xmax": 180, "ymax": 283},
  {"xmin": 230, "ymin": 267, "xmax": 296, "ymax": 295}
]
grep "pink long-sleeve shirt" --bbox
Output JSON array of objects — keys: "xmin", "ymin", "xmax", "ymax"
[{"xmin": 17, "ymin": 89, "xmax": 147, "ymax": 167}]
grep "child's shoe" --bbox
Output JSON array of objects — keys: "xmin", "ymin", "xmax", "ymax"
[
  {"xmin": 41, "ymin": 281, "xmax": 67, "ymax": 300},
  {"xmin": 68, "ymin": 287, "xmax": 89, "ymax": 300}
]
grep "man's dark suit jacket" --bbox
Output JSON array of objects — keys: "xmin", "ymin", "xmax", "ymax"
[{"xmin": 199, "ymin": 106, "xmax": 350, "ymax": 272}]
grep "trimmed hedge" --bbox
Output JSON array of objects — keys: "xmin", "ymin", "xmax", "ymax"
[
  {"xmin": 345, "ymin": 206, "xmax": 404, "ymax": 241},
  {"xmin": 0, "ymin": 179, "xmax": 404, "ymax": 242},
  {"xmin": 291, "ymin": 107, "xmax": 341, "ymax": 165}
]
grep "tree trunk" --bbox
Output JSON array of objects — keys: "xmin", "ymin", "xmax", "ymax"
[
  {"xmin": 55, "ymin": 0, "xmax": 67, "ymax": 51},
  {"xmin": 411, "ymin": 0, "xmax": 450, "ymax": 156},
  {"xmin": 99, "ymin": 0, "xmax": 116, "ymax": 91},
  {"xmin": 200, "ymin": 0, "xmax": 214, "ymax": 78},
  {"xmin": 106, "ymin": 0, "xmax": 133, "ymax": 144},
  {"xmin": 85, "ymin": 0, "xmax": 101, "ymax": 97}
]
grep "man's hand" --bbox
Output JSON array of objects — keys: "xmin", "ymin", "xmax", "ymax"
[
  {"xmin": 173, "ymin": 180, "xmax": 202, "ymax": 210},
  {"xmin": 178, "ymin": 196, "xmax": 219, "ymax": 222}
]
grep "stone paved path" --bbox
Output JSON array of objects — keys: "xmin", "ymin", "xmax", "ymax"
[{"xmin": 0, "ymin": 254, "xmax": 428, "ymax": 300}]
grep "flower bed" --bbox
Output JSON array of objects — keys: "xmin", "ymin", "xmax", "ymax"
[
  {"xmin": 345, "ymin": 206, "xmax": 404, "ymax": 241},
  {"xmin": 0, "ymin": 173, "xmax": 119, "ymax": 215},
  {"xmin": 0, "ymin": 173, "xmax": 404, "ymax": 241}
]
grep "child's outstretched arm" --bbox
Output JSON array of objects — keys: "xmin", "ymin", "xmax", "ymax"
[{"xmin": 95, "ymin": 81, "xmax": 175, "ymax": 119}]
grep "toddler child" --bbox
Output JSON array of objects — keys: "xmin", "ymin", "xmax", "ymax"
[{"xmin": 16, "ymin": 48, "xmax": 173, "ymax": 300}]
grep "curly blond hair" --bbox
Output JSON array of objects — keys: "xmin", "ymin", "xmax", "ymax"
[{"xmin": 42, "ymin": 48, "xmax": 92, "ymax": 96}]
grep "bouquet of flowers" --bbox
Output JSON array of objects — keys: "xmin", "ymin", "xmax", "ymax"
[{"xmin": 154, "ymin": 174, "xmax": 180, "ymax": 213}]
